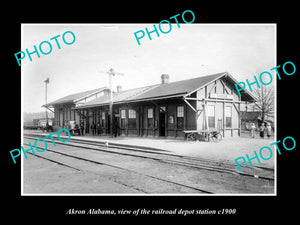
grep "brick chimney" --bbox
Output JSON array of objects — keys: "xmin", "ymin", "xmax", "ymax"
[
  {"xmin": 161, "ymin": 74, "xmax": 170, "ymax": 84},
  {"xmin": 116, "ymin": 85, "xmax": 122, "ymax": 92}
]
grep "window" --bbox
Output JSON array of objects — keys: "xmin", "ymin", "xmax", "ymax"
[
  {"xmin": 147, "ymin": 108, "xmax": 154, "ymax": 128},
  {"xmin": 225, "ymin": 106, "xmax": 232, "ymax": 128},
  {"xmin": 177, "ymin": 106, "xmax": 184, "ymax": 129},
  {"xmin": 128, "ymin": 109, "xmax": 136, "ymax": 119},
  {"xmin": 128, "ymin": 109, "xmax": 136, "ymax": 128},
  {"xmin": 121, "ymin": 109, "xmax": 126, "ymax": 119},
  {"xmin": 120, "ymin": 109, "xmax": 126, "ymax": 129},
  {"xmin": 177, "ymin": 106, "xmax": 184, "ymax": 117},
  {"xmin": 207, "ymin": 105, "xmax": 215, "ymax": 128},
  {"xmin": 147, "ymin": 108, "xmax": 153, "ymax": 118}
]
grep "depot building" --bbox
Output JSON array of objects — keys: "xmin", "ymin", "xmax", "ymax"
[{"xmin": 44, "ymin": 72, "xmax": 255, "ymax": 138}]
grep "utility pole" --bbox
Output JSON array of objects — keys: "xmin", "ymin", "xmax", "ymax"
[
  {"xmin": 44, "ymin": 77, "xmax": 49, "ymax": 131},
  {"xmin": 106, "ymin": 68, "xmax": 124, "ymax": 138}
]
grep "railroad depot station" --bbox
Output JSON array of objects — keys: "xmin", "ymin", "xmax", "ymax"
[{"xmin": 43, "ymin": 72, "xmax": 255, "ymax": 139}]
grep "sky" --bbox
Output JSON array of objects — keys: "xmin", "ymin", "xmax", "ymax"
[{"xmin": 21, "ymin": 24, "xmax": 276, "ymax": 112}]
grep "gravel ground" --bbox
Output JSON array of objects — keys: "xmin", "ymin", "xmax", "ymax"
[
  {"xmin": 23, "ymin": 154, "xmax": 142, "ymax": 194},
  {"xmin": 22, "ymin": 138, "xmax": 275, "ymax": 195}
]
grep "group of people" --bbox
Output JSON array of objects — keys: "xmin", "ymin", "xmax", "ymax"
[
  {"xmin": 250, "ymin": 122, "xmax": 272, "ymax": 139},
  {"xmin": 90, "ymin": 122, "xmax": 102, "ymax": 136},
  {"xmin": 75, "ymin": 122, "xmax": 102, "ymax": 136},
  {"xmin": 73, "ymin": 121, "xmax": 85, "ymax": 136},
  {"xmin": 73, "ymin": 121, "xmax": 119, "ymax": 137}
]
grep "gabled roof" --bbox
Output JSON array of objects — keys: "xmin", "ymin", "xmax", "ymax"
[
  {"xmin": 76, "ymin": 72, "xmax": 256, "ymax": 109},
  {"xmin": 45, "ymin": 87, "xmax": 108, "ymax": 107},
  {"xmin": 135, "ymin": 73, "xmax": 225, "ymax": 101},
  {"xmin": 75, "ymin": 85, "xmax": 159, "ymax": 108}
]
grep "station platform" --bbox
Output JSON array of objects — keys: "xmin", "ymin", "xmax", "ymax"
[{"xmin": 23, "ymin": 130, "xmax": 275, "ymax": 169}]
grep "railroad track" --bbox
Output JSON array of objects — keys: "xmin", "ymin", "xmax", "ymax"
[
  {"xmin": 23, "ymin": 133, "xmax": 275, "ymax": 181},
  {"xmin": 23, "ymin": 141, "xmax": 213, "ymax": 194}
]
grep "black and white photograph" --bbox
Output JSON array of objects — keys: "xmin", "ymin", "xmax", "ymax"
[
  {"xmin": 21, "ymin": 23, "xmax": 276, "ymax": 195},
  {"xmin": 4, "ymin": 4, "xmax": 298, "ymax": 221}
]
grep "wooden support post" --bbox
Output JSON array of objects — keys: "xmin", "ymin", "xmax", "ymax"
[
  {"xmin": 166, "ymin": 106, "xmax": 168, "ymax": 137},
  {"xmin": 140, "ymin": 106, "xmax": 143, "ymax": 137},
  {"xmin": 146, "ymin": 107, "xmax": 148, "ymax": 137},
  {"xmin": 137, "ymin": 106, "xmax": 140, "ymax": 136},
  {"xmin": 126, "ymin": 106, "xmax": 128, "ymax": 136},
  {"xmin": 223, "ymin": 101, "xmax": 225, "ymax": 137},
  {"xmin": 203, "ymin": 101, "xmax": 209, "ymax": 130},
  {"xmin": 238, "ymin": 93, "xmax": 241, "ymax": 137},
  {"xmin": 153, "ymin": 105, "xmax": 155, "ymax": 137},
  {"xmin": 58, "ymin": 106, "xmax": 60, "ymax": 126},
  {"xmin": 184, "ymin": 104, "xmax": 187, "ymax": 131},
  {"xmin": 238, "ymin": 103, "xmax": 241, "ymax": 136},
  {"xmin": 174, "ymin": 106, "xmax": 177, "ymax": 139}
]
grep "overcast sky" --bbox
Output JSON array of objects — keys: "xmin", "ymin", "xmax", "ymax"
[{"xmin": 22, "ymin": 24, "xmax": 275, "ymax": 112}]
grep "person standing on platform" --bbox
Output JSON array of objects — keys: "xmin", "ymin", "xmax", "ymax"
[
  {"xmin": 250, "ymin": 122, "xmax": 256, "ymax": 138},
  {"xmin": 80, "ymin": 120, "xmax": 84, "ymax": 136},
  {"xmin": 112, "ymin": 121, "xmax": 116, "ymax": 138},
  {"xmin": 266, "ymin": 123, "xmax": 272, "ymax": 139},
  {"xmin": 112, "ymin": 116, "xmax": 119, "ymax": 138},
  {"xmin": 74, "ymin": 121, "xmax": 79, "ymax": 136},
  {"xmin": 96, "ymin": 122, "xmax": 101, "ymax": 136},
  {"xmin": 259, "ymin": 123, "xmax": 265, "ymax": 139},
  {"xmin": 91, "ymin": 122, "xmax": 96, "ymax": 136}
]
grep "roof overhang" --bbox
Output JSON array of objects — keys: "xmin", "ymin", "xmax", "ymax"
[
  {"xmin": 74, "ymin": 93, "xmax": 186, "ymax": 109},
  {"xmin": 73, "ymin": 87, "xmax": 109, "ymax": 103},
  {"xmin": 42, "ymin": 101, "xmax": 75, "ymax": 108}
]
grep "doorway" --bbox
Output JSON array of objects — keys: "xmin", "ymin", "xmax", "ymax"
[
  {"xmin": 159, "ymin": 106, "xmax": 166, "ymax": 137},
  {"xmin": 107, "ymin": 114, "xmax": 111, "ymax": 134}
]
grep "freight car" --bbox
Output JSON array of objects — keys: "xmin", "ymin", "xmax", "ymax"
[{"xmin": 23, "ymin": 118, "xmax": 54, "ymax": 131}]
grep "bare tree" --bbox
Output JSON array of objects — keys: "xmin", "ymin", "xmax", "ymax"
[{"xmin": 252, "ymin": 84, "xmax": 275, "ymax": 122}]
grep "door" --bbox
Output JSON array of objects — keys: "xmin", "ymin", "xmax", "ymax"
[
  {"xmin": 159, "ymin": 106, "xmax": 166, "ymax": 137},
  {"xmin": 120, "ymin": 109, "xmax": 126, "ymax": 135}
]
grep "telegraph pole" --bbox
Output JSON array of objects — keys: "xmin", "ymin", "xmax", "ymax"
[
  {"xmin": 44, "ymin": 78, "xmax": 49, "ymax": 131},
  {"xmin": 107, "ymin": 68, "xmax": 124, "ymax": 138}
]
